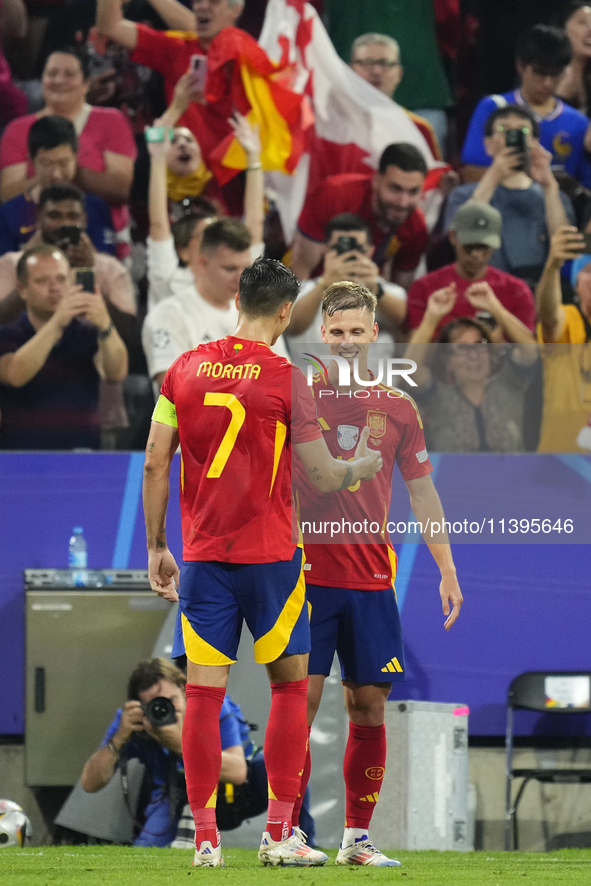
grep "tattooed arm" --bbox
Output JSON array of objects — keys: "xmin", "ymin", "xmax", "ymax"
[
  {"xmin": 143, "ymin": 420, "xmax": 180, "ymax": 600},
  {"xmin": 295, "ymin": 427, "xmax": 381, "ymax": 493}
]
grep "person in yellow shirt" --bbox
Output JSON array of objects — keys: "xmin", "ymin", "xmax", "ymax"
[{"xmin": 535, "ymin": 225, "xmax": 591, "ymax": 451}]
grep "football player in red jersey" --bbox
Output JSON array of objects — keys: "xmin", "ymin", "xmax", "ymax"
[
  {"xmin": 142, "ymin": 259, "xmax": 383, "ymax": 868},
  {"xmin": 292, "ymin": 280, "xmax": 463, "ymax": 866}
]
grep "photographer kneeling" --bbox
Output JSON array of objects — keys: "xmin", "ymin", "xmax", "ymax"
[{"xmin": 81, "ymin": 658, "xmax": 314, "ymax": 848}]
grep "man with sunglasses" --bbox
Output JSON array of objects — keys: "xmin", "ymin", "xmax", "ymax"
[
  {"xmin": 444, "ymin": 105, "xmax": 574, "ymax": 290},
  {"xmin": 461, "ymin": 24, "xmax": 591, "ymax": 187},
  {"xmin": 407, "ymin": 201, "xmax": 535, "ymax": 340}
]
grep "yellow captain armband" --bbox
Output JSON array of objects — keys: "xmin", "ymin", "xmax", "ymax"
[{"xmin": 152, "ymin": 395, "xmax": 178, "ymax": 428}]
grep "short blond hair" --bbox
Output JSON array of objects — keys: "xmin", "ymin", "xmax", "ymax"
[{"xmin": 322, "ymin": 280, "xmax": 377, "ymax": 318}]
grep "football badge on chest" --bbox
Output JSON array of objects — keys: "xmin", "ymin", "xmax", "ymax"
[
  {"xmin": 337, "ymin": 424, "xmax": 359, "ymax": 451},
  {"xmin": 367, "ymin": 410, "xmax": 387, "ymax": 446}
]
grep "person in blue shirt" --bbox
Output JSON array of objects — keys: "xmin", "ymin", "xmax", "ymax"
[
  {"xmin": 448, "ymin": 104, "xmax": 575, "ymax": 289},
  {"xmin": 80, "ymin": 657, "xmax": 315, "ymax": 848},
  {"xmin": 461, "ymin": 24, "xmax": 591, "ymax": 188},
  {"xmin": 0, "ymin": 115, "xmax": 115, "ymax": 257}
]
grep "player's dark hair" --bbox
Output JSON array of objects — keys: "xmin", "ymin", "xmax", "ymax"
[
  {"xmin": 238, "ymin": 258, "xmax": 300, "ymax": 317},
  {"xmin": 127, "ymin": 657, "xmax": 186, "ymax": 701},
  {"xmin": 200, "ymin": 217, "xmax": 251, "ymax": 254},
  {"xmin": 28, "ymin": 115, "xmax": 78, "ymax": 159},
  {"xmin": 322, "ymin": 280, "xmax": 377, "ymax": 318},
  {"xmin": 378, "ymin": 142, "xmax": 427, "ymax": 176},
  {"xmin": 515, "ymin": 24, "xmax": 572, "ymax": 71},
  {"xmin": 16, "ymin": 243, "xmax": 68, "ymax": 283},
  {"xmin": 483, "ymin": 104, "xmax": 540, "ymax": 139},
  {"xmin": 44, "ymin": 46, "xmax": 91, "ymax": 80},
  {"xmin": 38, "ymin": 183, "xmax": 85, "ymax": 211},
  {"xmin": 324, "ymin": 213, "xmax": 372, "ymax": 243}
]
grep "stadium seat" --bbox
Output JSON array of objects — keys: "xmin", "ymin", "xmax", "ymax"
[{"xmin": 504, "ymin": 671, "xmax": 591, "ymax": 851}]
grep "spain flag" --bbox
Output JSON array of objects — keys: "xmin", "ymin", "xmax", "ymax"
[{"xmin": 203, "ymin": 27, "xmax": 309, "ymax": 185}]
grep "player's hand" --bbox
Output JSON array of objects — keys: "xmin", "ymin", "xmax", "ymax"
[
  {"xmin": 114, "ymin": 700, "xmax": 145, "ymax": 745},
  {"xmin": 440, "ymin": 571, "xmax": 463, "ymax": 630},
  {"xmin": 148, "ymin": 549, "xmax": 180, "ymax": 601},
  {"xmin": 425, "ymin": 283, "xmax": 456, "ymax": 319},
  {"xmin": 355, "ymin": 426, "xmax": 383, "ymax": 479}
]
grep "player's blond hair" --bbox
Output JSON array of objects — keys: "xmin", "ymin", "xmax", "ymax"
[{"xmin": 322, "ymin": 280, "xmax": 377, "ymax": 318}]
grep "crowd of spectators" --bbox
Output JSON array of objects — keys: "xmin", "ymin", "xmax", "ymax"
[{"xmin": 0, "ymin": 0, "xmax": 590, "ymax": 454}]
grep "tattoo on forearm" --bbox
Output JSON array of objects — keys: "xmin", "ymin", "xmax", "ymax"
[
  {"xmin": 308, "ymin": 466, "xmax": 324, "ymax": 485},
  {"xmin": 155, "ymin": 524, "xmax": 166, "ymax": 549},
  {"xmin": 338, "ymin": 466, "xmax": 353, "ymax": 491}
]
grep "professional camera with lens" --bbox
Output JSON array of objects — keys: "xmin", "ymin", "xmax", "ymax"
[
  {"xmin": 142, "ymin": 696, "xmax": 177, "ymax": 728},
  {"xmin": 334, "ymin": 235, "xmax": 364, "ymax": 258},
  {"xmin": 45, "ymin": 225, "xmax": 83, "ymax": 247}
]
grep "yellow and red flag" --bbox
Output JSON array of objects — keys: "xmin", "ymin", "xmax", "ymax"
[{"xmin": 202, "ymin": 27, "xmax": 310, "ymax": 185}]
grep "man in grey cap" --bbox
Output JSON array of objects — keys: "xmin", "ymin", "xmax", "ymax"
[{"xmin": 406, "ymin": 200, "xmax": 536, "ymax": 340}]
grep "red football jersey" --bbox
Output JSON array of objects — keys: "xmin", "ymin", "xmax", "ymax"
[
  {"xmin": 297, "ymin": 174, "xmax": 428, "ymax": 274},
  {"xmin": 295, "ymin": 374, "xmax": 432, "ymax": 590},
  {"xmin": 156, "ymin": 336, "xmax": 322, "ymax": 563}
]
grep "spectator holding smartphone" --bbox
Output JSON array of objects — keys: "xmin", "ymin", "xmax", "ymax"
[
  {"xmin": 144, "ymin": 108, "xmax": 263, "ymax": 311},
  {"xmin": 0, "ymin": 244, "xmax": 127, "ymax": 450},
  {"xmin": 285, "ymin": 212, "xmax": 407, "ymax": 348},
  {"xmin": 0, "ymin": 116, "xmax": 115, "ymax": 257},
  {"xmin": 0, "ymin": 46, "xmax": 137, "ymax": 261},
  {"xmin": 461, "ymin": 24, "xmax": 591, "ymax": 187},
  {"xmin": 444, "ymin": 106, "xmax": 574, "ymax": 289},
  {"xmin": 0, "ymin": 184, "xmax": 136, "ymax": 321}
]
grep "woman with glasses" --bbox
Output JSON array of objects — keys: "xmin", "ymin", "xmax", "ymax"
[{"xmin": 404, "ymin": 287, "xmax": 539, "ymax": 453}]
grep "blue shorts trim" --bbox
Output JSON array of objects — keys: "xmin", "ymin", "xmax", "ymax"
[
  {"xmin": 307, "ymin": 584, "xmax": 405, "ymax": 684},
  {"xmin": 175, "ymin": 548, "xmax": 310, "ymax": 665}
]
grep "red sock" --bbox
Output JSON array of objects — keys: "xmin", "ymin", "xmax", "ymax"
[
  {"xmin": 265, "ymin": 678, "xmax": 309, "ymax": 842},
  {"xmin": 292, "ymin": 727, "xmax": 312, "ymax": 828},
  {"xmin": 183, "ymin": 683, "xmax": 226, "ymax": 847},
  {"xmin": 344, "ymin": 723, "xmax": 387, "ymax": 830}
]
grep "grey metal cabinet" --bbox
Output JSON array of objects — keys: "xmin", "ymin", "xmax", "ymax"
[{"xmin": 25, "ymin": 570, "xmax": 170, "ymax": 786}]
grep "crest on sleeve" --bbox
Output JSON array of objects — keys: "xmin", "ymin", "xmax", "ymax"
[
  {"xmin": 337, "ymin": 425, "xmax": 359, "ymax": 451},
  {"xmin": 367, "ymin": 410, "xmax": 387, "ymax": 439}
]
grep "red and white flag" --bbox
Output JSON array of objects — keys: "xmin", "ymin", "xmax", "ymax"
[{"xmin": 258, "ymin": 0, "xmax": 442, "ymax": 241}]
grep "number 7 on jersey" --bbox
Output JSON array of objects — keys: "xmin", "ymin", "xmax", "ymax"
[{"xmin": 204, "ymin": 393, "xmax": 246, "ymax": 478}]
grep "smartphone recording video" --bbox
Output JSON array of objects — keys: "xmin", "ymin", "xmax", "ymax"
[
  {"xmin": 189, "ymin": 54, "xmax": 208, "ymax": 93},
  {"xmin": 75, "ymin": 268, "xmax": 95, "ymax": 293},
  {"xmin": 505, "ymin": 128, "xmax": 529, "ymax": 172}
]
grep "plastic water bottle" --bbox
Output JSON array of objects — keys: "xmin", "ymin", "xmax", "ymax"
[{"xmin": 68, "ymin": 527, "xmax": 88, "ymax": 586}]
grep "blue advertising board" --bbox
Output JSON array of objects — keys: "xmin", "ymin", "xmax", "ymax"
[{"xmin": 1, "ymin": 452, "xmax": 590, "ymax": 736}]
